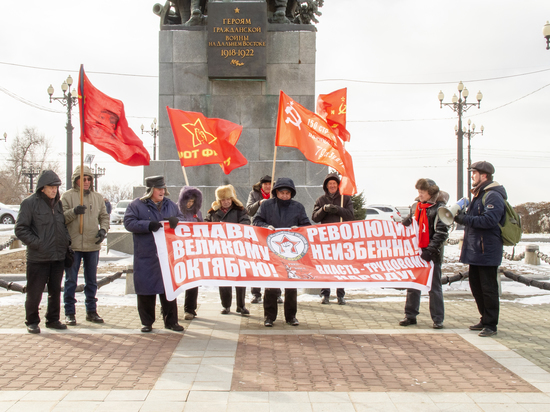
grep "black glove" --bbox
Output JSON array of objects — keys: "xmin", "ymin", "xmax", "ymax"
[
  {"xmin": 454, "ymin": 211, "xmax": 466, "ymax": 225},
  {"xmin": 149, "ymin": 221, "xmax": 163, "ymax": 232},
  {"xmin": 74, "ymin": 205, "xmax": 87, "ymax": 215},
  {"xmin": 420, "ymin": 249, "xmax": 433, "ymax": 262},
  {"xmin": 324, "ymin": 204, "xmax": 338, "ymax": 214},
  {"xmin": 168, "ymin": 216, "xmax": 179, "ymax": 229},
  {"xmin": 401, "ymin": 217, "xmax": 412, "ymax": 227},
  {"xmin": 95, "ymin": 229, "xmax": 107, "ymax": 244}
]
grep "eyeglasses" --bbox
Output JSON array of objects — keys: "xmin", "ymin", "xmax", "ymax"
[{"xmin": 82, "ymin": 177, "xmax": 92, "ymax": 182}]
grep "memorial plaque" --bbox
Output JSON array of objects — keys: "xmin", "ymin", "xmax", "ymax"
[{"xmin": 207, "ymin": 2, "xmax": 267, "ymax": 79}]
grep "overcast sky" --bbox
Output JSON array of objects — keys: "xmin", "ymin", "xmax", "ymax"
[{"xmin": 1, "ymin": 0, "xmax": 549, "ymax": 207}]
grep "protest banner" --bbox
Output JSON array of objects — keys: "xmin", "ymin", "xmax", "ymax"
[{"xmin": 153, "ymin": 219, "xmax": 432, "ymax": 301}]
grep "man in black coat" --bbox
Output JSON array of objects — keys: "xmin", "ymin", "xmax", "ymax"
[
  {"xmin": 15, "ymin": 170, "xmax": 71, "ymax": 334},
  {"xmin": 312, "ymin": 172, "xmax": 355, "ymax": 304},
  {"xmin": 399, "ymin": 178, "xmax": 449, "ymax": 329},
  {"xmin": 253, "ymin": 177, "xmax": 311, "ymax": 327}
]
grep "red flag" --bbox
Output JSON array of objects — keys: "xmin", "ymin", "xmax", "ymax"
[
  {"xmin": 166, "ymin": 107, "xmax": 247, "ymax": 174},
  {"xmin": 276, "ymin": 91, "xmax": 357, "ymax": 195},
  {"xmin": 78, "ymin": 66, "xmax": 150, "ymax": 166},
  {"xmin": 316, "ymin": 88, "xmax": 350, "ymax": 142}
]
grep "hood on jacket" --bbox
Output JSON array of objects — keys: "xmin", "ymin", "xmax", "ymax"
[
  {"xmin": 36, "ymin": 170, "xmax": 62, "ymax": 203},
  {"xmin": 481, "ymin": 181, "xmax": 508, "ymax": 201},
  {"xmin": 271, "ymin": 177, "xmax": 296, "ymax": 198},
  {"xmin": 211, "ymin": 184, "xmax": 243, "ymax": 210},
  {"xmin": 71, "ymin": 165, "xmax": 94, "ymax": 190},
  {"xmin": 178, "ymin": 186, "xmax": 203, "ymax": 214},
  {"xmin": 322, "ymin": 172, "xmax": 341, "ymax": 194}
]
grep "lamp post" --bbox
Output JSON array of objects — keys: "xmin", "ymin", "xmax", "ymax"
[
  {"xmin": 438, "ymin": 82, "xmax": 483, "ymax": 200},
  {"xmin": 1, "ymin": 133, "xmax": 6, "ymax": 142},
  {"xmin": 543, "ymin": 21, "xmax": 550, "ymax": 49},
  {"xmin": 21, "ymin": 165, "xmax": 41, "ymax": 193},
  {"xmin": 92, "ymin": 163, "xmax": 106, "ymax": 191},
  {"xmin": 48, "ymin": 75, "xmax": 78, "ymax": 190},
  {"xmin": 141, "ymin": 118, "xmax": 159, "ymax": 161},
  {"xmin": 458, "ymin": 119, "xmax": 484, "ymax": 201}
]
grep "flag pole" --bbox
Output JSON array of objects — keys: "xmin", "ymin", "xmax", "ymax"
[
  {"xmin": 271, "ymin": 91, "xmax": 284, "ymax": 191},
  {"xmin": 78, "ymin": 65, "xmax": 86, "ymax": 235},
  {"xmin": 181, "ymin": 166, "xmax": 189, "ymax": 186}
]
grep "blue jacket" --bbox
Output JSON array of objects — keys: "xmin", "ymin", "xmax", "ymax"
[
  {"xmin": 459, "ymin": 181, "xmax": 507, "ymax": 267},
  {"xmin": 124, "ymin": 197, "xmax": 185, "ymax": 295}
]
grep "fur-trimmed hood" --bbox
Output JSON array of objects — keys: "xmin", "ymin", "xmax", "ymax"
[
  {"xmin": 178, "ymin": 186, "xmax": 203, "ymax": 215},
  {"xmin": 210, "ymin": 184, "xmax": 243, "ymax": 211}
]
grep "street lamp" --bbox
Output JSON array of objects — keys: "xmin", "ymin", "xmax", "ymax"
[
  {"xmin": 92, "ymin": 163, "xmax": 106, "ymax": 191},
  {"xmin": 1, "ymin": 132, "xmax": 6, "ymax": 142},
  {"xmin": 141, "ymin": 118, "xmax": 159, "ymax": 161},
  {"xmin": 438, "ymin": 82, "xmax": 483, "ymax": 200},
  {"xmin": 457, "ymin": 119, "xmax": 484, "ymax": 201},
  {"xmin": 543, "ymin": 21, "xmax": 550, "ymax": 49},
  {"xmin": 48, "ymin": 75, "xmax": 78, "ymax": 189},
  {"xmin": 21, "ymin": 165, "xmax": 41, "ymax": 193}
]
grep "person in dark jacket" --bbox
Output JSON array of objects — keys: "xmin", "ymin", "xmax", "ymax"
[
  {"xmin": 205, "ymin": 184, "xmax": 251, "ymax": 315},
  {"xmin": 253, "ymin": 177, "xmax": 311, "ymax": 327},
  {"xmin": 455, "ymin": 161, "xmax": 506, "ymax": 337},
  {"xmin": 399, "ymin": 178, "xmax": 449, "ymax": 329},
  {"xmin": 245, "ymin": 175, "xmax": 278, "ymax": 304},
  {"xmin": 15, "ymin": 170, "xmax": 71, "ymax": 334},
  {"xmin": 124, "ymin": 176, "xmax": 185, "ymax": 333},
  {"xmin": 177, "ymin": 185, "xmax": 204, "ymax": 320},
  {"xmin": 312, "ymin": 172, "xmax": 355, "ymax": 305}
]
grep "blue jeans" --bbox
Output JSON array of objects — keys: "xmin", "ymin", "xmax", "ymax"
[{"xmin": 64, "ymin": 250, "xmax": 99, "ymax": 315}]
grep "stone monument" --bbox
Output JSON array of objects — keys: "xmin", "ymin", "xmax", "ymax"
[{"xmin": 136, "ymin": 0, "xmax": 326, "ymax": 217}]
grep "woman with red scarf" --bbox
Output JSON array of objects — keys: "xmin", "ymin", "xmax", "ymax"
[{"xmin": 399, "ymin": 178, "xmax": 449, "ymax": 329}]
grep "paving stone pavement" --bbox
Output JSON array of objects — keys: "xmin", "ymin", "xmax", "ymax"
[{"xmin": 1, "ymin": 288, "xmax": 550, "ymax": 411}]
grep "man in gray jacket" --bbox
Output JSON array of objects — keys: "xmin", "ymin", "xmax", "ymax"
[{"xmin": 61, "ymin": 165, "xmax": 110, "ymax": 325}]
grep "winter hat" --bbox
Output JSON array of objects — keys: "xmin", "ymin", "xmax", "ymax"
[
  {"xmin": 415, "ymin": 178, "xmax": 439, "ymax": 197},
  {"xmin": 141, "ymin": 175, "xmax": 170, "ymax": 201},
  {"xmin": 211, "ymin": 184, "xmax": 243, "ymax": 210}
]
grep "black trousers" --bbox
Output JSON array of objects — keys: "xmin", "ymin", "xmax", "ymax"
[
  {"xmin": 251, "ymin": 287, "xmax": 281, "ymax": 298},
  {"xmin": 184, "ymin": 287, "xmax": 198, "ymax": 315},
  {"xmin": 137, "ymin": 293, "xmax": 178, "ymax": 327},
  {"xmin": 320, "ymin": 288, "xmax": 345, "ymax": 298},
  {"xmin": 264, "ymin": 288, "xmax": 297, "ymax": 322},
  {"xmin": 219, "ymin": 286, "xmax": 246, "ymax": 309},
  {"xmin": 25, "ymin": 260, "xmax": 64, "ymax": 326},
  {"xmin": 469, "ymin": 265, "xmax": 499, "ymax": 331}
]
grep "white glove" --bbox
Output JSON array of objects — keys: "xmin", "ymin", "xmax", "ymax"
[
  {"xmin": 267, "ymin": 225, "xmax": 275, "ymax": 230},
  {"xmin": 291, "ymin": 226, "xmax": 298, "ymax": 229}
]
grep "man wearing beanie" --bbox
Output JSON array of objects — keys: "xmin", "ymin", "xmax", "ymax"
[
  {"xmin": 455, "ymin": 161, "xmax": 507, "ymax": 337},
  {"xmin": 312, "ymin": 172, "xmax": 355, "ymax": 305},
  {"xmin": 205, "ymin": 184, "xmax": 251, "ymax": 315},
  {"xmin": 400, "ymin": 178, "xmax": 449, "ymax": 329}
]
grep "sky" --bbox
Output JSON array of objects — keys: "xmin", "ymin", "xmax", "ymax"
[{"xmin": 1, "ymin": 0, "xmax": 550, "ymax": 207}]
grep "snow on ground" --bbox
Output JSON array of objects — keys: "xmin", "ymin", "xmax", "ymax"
[{"xmin": 2, "ymin": 227, "xmax": 550, "ymax": 307}]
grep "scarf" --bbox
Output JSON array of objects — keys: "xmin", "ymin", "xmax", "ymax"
[
  {"xmin": 414, "ymin": 202, "xmax": 432, "ymax": 248},
  {"xmin": 261, "ymin": 188, "xmax": 270, "ymax": 199},
  {"xmin": 220, "ymin": 206, "xmax": 230, "ymax": 214}
]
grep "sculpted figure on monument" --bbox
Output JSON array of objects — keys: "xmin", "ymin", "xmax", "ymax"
[{"xmin": 153, "ymin": 0, "xmax": 324, "ymax": 26}]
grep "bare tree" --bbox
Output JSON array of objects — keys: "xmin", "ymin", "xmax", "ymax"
[
  {"xmin": 0, "ymin": 127, "xmax": 60, "ymax": 204},
  {"xmin": 100, "ymin": 182, "xmax": 134, "ymax": 204}
]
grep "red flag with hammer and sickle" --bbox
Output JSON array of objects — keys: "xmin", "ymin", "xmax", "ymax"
[
  {"xmin": 275, "ymin": 91, "xmax": 357, "ymax": 195},
  {"xmin": 316, "ymin": 88, "xmax": 350, "ymax": 142},
  {"xmin": 166, "ymin": 107, "xmax": 247, "ymax": 174}
]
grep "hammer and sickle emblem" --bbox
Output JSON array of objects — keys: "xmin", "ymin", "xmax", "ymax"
[
  {"xmin": 284, "ymin": 101, "xmax": 302, "ymax": 130},
  {"xmin": 338, "ymin": 103, "xmax": 347, "ymax": 115}
]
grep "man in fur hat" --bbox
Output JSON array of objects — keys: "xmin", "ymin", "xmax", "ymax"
[
  {"xmin": 61, "ymin": 165, "xmax": 110, "ymax": 326},
  {"xmin": 205, "ymin": 184, "xmax": 251, "ymax": 315},
  {"xmin": 253, "ymin": 177, "xmax": 311, "ymax": 327},
  {"xmin": 124, "ymin": 176, "xmax": 185, "ymax": 332},
  {"xmin": 400, "ymin": 178, "xmax": 449, "ymax": 329},
  {"xmin": 246, "ymin": 175, "xmax": 282, "ymax": 304},
  {"xmin": 312, "ymin": 172, "xmax": 355, "ymax": 305}
]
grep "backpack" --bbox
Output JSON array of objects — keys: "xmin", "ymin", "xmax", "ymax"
[{"xmin": 482, "ymin": 192, "xmax": 522, "ymax": 246}]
